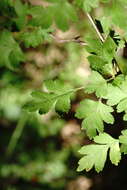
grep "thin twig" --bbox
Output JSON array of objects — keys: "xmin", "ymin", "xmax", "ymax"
[
  {"xmin": 49, "ymin": 33, "xmax": 87, "ymax": 46},
  {"xmin": 86, "ymin": 13, "xmax": 105, "ymax": 43}
]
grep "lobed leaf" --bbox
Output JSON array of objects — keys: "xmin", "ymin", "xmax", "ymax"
[
  {"xmin": 75, "ymin": 99, "xmax": 114, "ymax": 138},
  {"xmin": 24, "ymin": 80, "xmax": 73, "ymax": 114},
  {"xmin": 78, "ymin": 133, "xmax": 121, "ymax": 172},
  {"xmin": 85, "ymin": 71, "xmax": 108, "ymax": 97},
  {"xmin": 0, "ymin": 30, "xmax": 25, "ymax": 69}
]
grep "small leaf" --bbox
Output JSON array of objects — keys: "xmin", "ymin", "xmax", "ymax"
[
  {"xmin": 20, "ymin": 27, "xmax": 51, "ymax": 48},
  {"xmin": 77, "ymin": 144, "xmax": 108, "ymax": 172},
  {"xmin": 77, "ymin": 133, "xmax": 121, "ymax": 173},
  {"xmin": 119, "ymin": 130, "xmax": 127, "ymax": 154},
  {"xmin": 24, "ymin": 80, "xmax": 73, "ymax": 114},
  {"xmin": 75, "ymin": 99, "xmax": 114, "ymax": 138},
  {"xmin": 105, "ymin": 84, "xmax": 127, "ymax": 106},
  {"xmin": 94, "ymin": 133, "xmax": 121, "ymax": 165},
  {"xmin": 119, "ymin": 130, "xmax": 127, "ymax": 144},
  {"xmin": 85, "ymin": 71, "xmax": 108, "ymax": 97},
  {"xmin": 0, "ymin": 30, "xmax": 25, "ymax": 69},
  {"xmin": 83, "ymin": 0, "xmax": 99, "ymax": 12},
  {"xmin": 109, "ymin": 141, "xmax": 121, "ymax": 165}
]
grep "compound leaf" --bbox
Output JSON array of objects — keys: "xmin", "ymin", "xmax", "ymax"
[{"xmin": 24, "ymin": 80, "xmax": 73, "ymax": 114}]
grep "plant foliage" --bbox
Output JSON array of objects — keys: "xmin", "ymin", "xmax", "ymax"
[{"xmin": 1, "ymin": 0, "xmax": 127, "ymax": 182}]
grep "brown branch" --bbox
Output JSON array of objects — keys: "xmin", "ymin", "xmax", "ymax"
[
  {"xmin": 86, "ymin": 13, "xmax": 105, "ymax": 43},
  {"xmin": 49, "ymin": 33, "xmax": 87, "ymax": 46}
]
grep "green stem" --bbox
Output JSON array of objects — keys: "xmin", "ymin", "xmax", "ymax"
[{"xmin": 6, "ymin": 111, "xmax": 28, "ymax": 158}]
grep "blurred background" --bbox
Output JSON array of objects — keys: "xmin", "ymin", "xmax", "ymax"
[{"xmin": 1, "ymin": 0, "xmax": 127, "ymax": 189}]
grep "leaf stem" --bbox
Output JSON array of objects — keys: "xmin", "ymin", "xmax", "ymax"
[
  {"xmin": 50, "ymin": 86, "xmax": 85, "ymax": 100},
  {"xmin": 6, "ymin": 111, "xmax": 28, "ymax": 158}
]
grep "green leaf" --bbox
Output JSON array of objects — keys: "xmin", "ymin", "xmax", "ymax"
[
  {"xmin": 120, "ymin": 144, "xmax": 127, "ymax": 154},
  {"xmin": 119, "ymin": 130, "xmax": 127, "ymax": 144},
  {"xmin": 0, "ymin": 30, "xmax": 24, "ymax": 69},
  {"xmin": 112, "ymin": 74, "xmax": 125, "ymax": 86},
  {"xmin": 11, "ymin": 0, "xmax": 28, "ymax": 29},
  {"xmin": 105, "ymin": 84, "xmax": 127, "ymax": 106},
  {"xmin": 83, "ymin": 0, "xmax": 99, "ymax": 12},
  {"xmin": 100, "ymin": 16, "xmax": 111, "ymax": 35},
  {"xmin": 23, "ymin": 92, "xmax": 55, "ymax": 114},
  {"xmin": 123, "ymin": 113, "xmax": 127, "ymax": 121},
  {"xmin": 24, "ymin": 80, "xmax": 73, "ymax": 114},
  {"xmin": 119, "ymin": 130, "xmax": 127, "ymax": 154},
  {"xmin": 74, "ymin": 0, "xmax": 100, "ymax": 12},
  {"xmin": 28, "ymin": 6, "xmax": 53, "ymax": 29},
  {"xmin": 75, "ymin": 99, "xmax": 114, "ymax": 138},
  {"xmin": 102, "ymin": 36, "xmax": 117, "ymax": 61},
  {"xmin": 75, "ymin": 0, "xmax": 110, "ymax": 12},
  {"xmin": 20, "ymin": 27, "xmax": 51, "ymax": 48},
  {"xmin": 103, "ymin": 77, "xmax": 127, "ymax": 120},
  {"xmin": 94, "ymin": 133, "xmax": 121, "ymax": 165},
  {"xmin": 54, "ymin": 2, "xmax": 77, "ymax": 31},
  {"xmin": 85, "ymin": 71, "xmax": 108, "ymax": 97},
  {"xmin": 77, "ymin": 144, "xmax": 108, "ymax": 172},
  {"xmin": 55, "ymin": 95, "xmax": 71, "ymax": 113},
  {"xmin": 110, "ymin": 2, "xmax": 127, "ymax": 32},
  {"xmin": 28, "ymin": 1, "xmax": 77, "ymax": 31},
  {"xmin": 103, "ymin": 77, "xmax": 127, "ymax": 116},
  {"xmin": 85, "ymin": 37, "xmax": 102, "ymax": 54},
  {"xmin": 117, "ymin": 98, "xmax": 127, "ymax": 113},
  {"xmin": 86, "ymin": 36, "xmax": 116, "ymax": 75},
  {"xmin": 77, "ymin": 133, "xmax": 121, "ymax": 172}
]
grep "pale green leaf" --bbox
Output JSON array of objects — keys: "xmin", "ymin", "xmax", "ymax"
[
  {"xmin": 85, "ymin": 71, "xmax": 108, "ymax": 97},
  {"xmin": 117, "ymin": 98, "xmax": 127, "ymax": 113},
  {"xmin": 77, "ymin": 144, "xmax": 108, "ymax": 172},
  {"xmin": 120, "ymin": 144, "xmax": 127, "ymax": 154},
  {"xmin": 119, "ymin": 130, "xmax": 127, "ymax": 154},
  {"xmin": 119, "ymin": 130, "xmax": 127, "ymax": 144},
  {"xmin": 94, "ymin": 132, "xmax": 116, "ymax": 144},
  {"xmin": 105, "ymin": 84, "xmax": 127, "ymax": 106},
  {"xmin": 75, "ymin": 99, "xmax": 114, "ymax": 138},
  {"xmin": 83, "ymin": 0, "xmax": 99, "ymax": 12},
  {"xmin": 77, "ymin": 133, "xmax": 121, "ymax": 172},
  {"xmin": 95, "ymin": 133, "xmax": 121, "ymax": 165},
  {"xmin": 109, "ymin": 141, "xmax": 121, "ymax": 165}
]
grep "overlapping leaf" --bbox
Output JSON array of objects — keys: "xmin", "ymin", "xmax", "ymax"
[
  {"xmin": 86, "ymin": 36, "xmax": 116, "ymax": 75},
  {"xmin": 28, "ymin": 1, "xmax": 77, "ymax": 31},
  {"xmin": 75, "ymin": 99, "xmax": 114, "ymax": 138},
  {"xmin": 24, "ymin": 80, "xmax": 74, "ymax": 114},
  {"xmin": 20, "ymin": 27, "xmax": 51, "ymax": 48},
  {"xmin": 119, "ymin": 130, "xmax": 127, "ymax": 154},
  {"xmin": 0, "ymin": 30, "xmax": 25, "ymax": 69},
  {"xmin": 74, "ymin": 0, "xmax": 109, "ymax": 12},
  {"xmin": 77, "ymin": 133, "xmax": 121, "ymax": 172},
  {"xmin": 85, "ymin": 71, "xmax": 108, "ymax": 97},
  {"xmin": 103, "ymin": 77, "xmax": 127, "ymax": 120}
]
